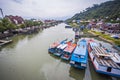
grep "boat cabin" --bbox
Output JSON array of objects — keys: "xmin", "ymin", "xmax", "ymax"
[
  {"xmin": 88, "ymin": 41, "xmax": 120, "ymax": 77},
  {"xmin": 70, "ymin": 39, "xmax": 88, "ymax": 69}
]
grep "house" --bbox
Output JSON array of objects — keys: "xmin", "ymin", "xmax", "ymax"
[
  {"xmin": 100, "ymin": 23, "xmax": 120, "ymax": 34},
  {"xmin": 5, "ymin": 15, "xmax": 24, "ymax": 25},
  {"xmin": 88, "ymin": 21, "xmax": 96, "ymax": 29}
]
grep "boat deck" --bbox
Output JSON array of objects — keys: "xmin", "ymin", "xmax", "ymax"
[
  {"xmin": 64, "ymin": 43, "xmax": 76, "ymax": 53},
  {"xmin": 95, "ymin": 57, "xmax": 120, "ymax": 69},
  {"xmin": 93, "ymin": 46, "xmax": 111, "ymax": 57},
  {"xmin": 91, "ymin": 46, "xmax": 120, "ymax": 69},
  {"xmin": 50, "ymin": 42, "xmax": 59, "ymax": 48}
]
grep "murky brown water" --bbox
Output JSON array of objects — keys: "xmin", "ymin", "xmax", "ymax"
[{"xmin": 0, "ymin": 23, "xmax": 119, "ymax": 80}]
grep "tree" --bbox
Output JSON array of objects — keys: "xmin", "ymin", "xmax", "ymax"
[
  {"xmin": 66, "ymin": 0, "xmax": 120, "ymax": 23},
  {"xmin": 0, "ymin": 18, "xmax": 17, "ymax": 33},
  {"xmin": 0, "ymin": 21, "xmax": 6, "ymax": 33},
  {"xmin": 19, "ymin": 24, "xmax": 26, "ymax": 28},
  {"xmin": 25, "ymin": 20, "xmax": 43, "ymax": 27},
  {"xmin": 25, "ymin": 20, "xmax": 34, "ymax": 27}
]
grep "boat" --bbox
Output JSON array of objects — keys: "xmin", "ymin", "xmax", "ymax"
[
  {"xmin": 70, "ymin": 39, "xmax": 88, "ymax": 69},
  {"xmin": 48, "ymin": 39, "xmax": 67, "ymax": 54},
  {"xmin": 88, "ymin": 39, "xmax": 120, "ymax": 77},
  {"xmin": 53, "ymin": 39, "xmax": 69, "ymax": 56},
  {"xmin": 61, "ymin": 41, "xmax": 77, "ymax": 60},
  {"xmin": 0, "ymin": 39, "xmax": 12, "ymax": 46},
  {"xmin": 48, "ymin": 41, "xmax": 60, "ymax": 53},
  {"xmin": 111, "ymin": 34, "xmax": 120, "ymax": 39},
  {"xmin": 65, "ymin": 25, "xmax": 72, "ymax": 28}
]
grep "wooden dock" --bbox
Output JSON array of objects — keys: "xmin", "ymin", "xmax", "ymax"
[{"xmin": 0, "ymin": 39, "xmax": 12, "ymax": 46}]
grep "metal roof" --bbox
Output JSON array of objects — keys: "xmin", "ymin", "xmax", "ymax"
[
  {"xmin": 64, "ymin": 43, "xmax": 76, "ymax": 53},
  {"xmin": 73, "ymin": 39, "xmax": 87, "ymax": 56},
  {"xmin": 89, "ymin": 42, "xmax": 99, "ymax": 49},
  {"xmin": 57, "ymin": 44, "xmax": 67, "ymax": 49}
]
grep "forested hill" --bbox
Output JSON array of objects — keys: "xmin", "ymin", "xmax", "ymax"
[{"xmin": 66, "ymin": 0, "xmax": 120, "ymax": 23}]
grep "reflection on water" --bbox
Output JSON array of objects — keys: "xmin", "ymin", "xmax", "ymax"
[
  {"xmin": 41, "ymin": 60, "xmax": 73, "ymax": 80},
  {"xmin": 0, "ymin": 23, "xmax": 119, "ymax": 80},
  {"xmin": 89, "ymin": 61, "xmax": 112, "ymax": 80},
  {"xmin": 69, "ymin": 67, "xmax": 85, "ymax": 80}
]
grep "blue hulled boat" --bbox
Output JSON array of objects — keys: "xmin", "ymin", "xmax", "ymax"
[
  {"xmin": 65, "ymin": 25, "xmax": 72, "ymax": 28},
  {"xmin": 88, "ymin": 39, "xmax": 120, "ymax": 78},
  {"xmin": 48, "ymin": 41, "xmax": 60, "ymax": 54},
  {"xmin": 70, "ymin": 39, "xmax": 88, "ymax": 69},
  {"xmin": 48, "ymin": 39, "xmax": 67, "ymax": 54},
  {"xmin": 53, "ymin": 39, "xmax": 68, "ymax": 56},
  {"xmin": 61, "ymin": 42, "xmax": 77, "ymax": 60}
]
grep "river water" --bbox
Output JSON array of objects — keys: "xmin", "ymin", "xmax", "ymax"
[{"xmin": 0, "ymin": 23, "xmax": 119, "ymax": 80}]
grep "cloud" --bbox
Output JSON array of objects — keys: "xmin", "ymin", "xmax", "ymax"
[{"xmin": 0, "ymin": 0, "xmax": 109, "ymax": 20}]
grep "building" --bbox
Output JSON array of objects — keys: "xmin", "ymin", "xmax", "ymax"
[
  {"xmin": 100, "ymin": 23, "xmax": 120, "ymax": 34},
  {"xmin": 5, "ymin": 15, "xmax": 24, "ymax": 25}
]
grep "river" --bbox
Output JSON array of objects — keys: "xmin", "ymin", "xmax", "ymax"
[{"xmin": 0, "ymin": 23, "xmax": 119, "ymax": 80}]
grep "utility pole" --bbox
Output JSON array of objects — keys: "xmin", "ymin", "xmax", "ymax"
[{"xmin": 0, "ymin": 8, "xmax": 4, "ymax": 18}]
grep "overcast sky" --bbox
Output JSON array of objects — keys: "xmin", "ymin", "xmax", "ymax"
[{"xmin": 0, "ymin": 0, "xmax": 109, "ymax": 20}]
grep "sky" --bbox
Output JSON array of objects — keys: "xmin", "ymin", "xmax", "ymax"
[{"xmin": 0, "ymin": 0, "xmax": 109, "ymax": 20}]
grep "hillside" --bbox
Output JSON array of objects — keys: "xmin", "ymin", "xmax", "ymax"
[{"xmin": 66, "ymin": 0, "xmax": 120, "ymax": 23}]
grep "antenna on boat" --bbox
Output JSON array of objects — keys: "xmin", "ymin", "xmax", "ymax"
[{"xmin": 99, "ymin": 43, "xmax": 102, "ymax": 47}]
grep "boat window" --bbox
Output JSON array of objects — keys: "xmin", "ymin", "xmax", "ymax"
[
  {"xmin": 117, "ymin": 63, "xmax": 120, "ymax": 66},
  {"xmin": 107, "ymin": 67, "xmax": 112, "ymax": 72},
  {"xmin": 100, "ymin": 56, "xmax": 105, "ymax": 59},
  {"xmin": 75, "ymin": 62, "xmax": 81, "ymax": 65},
  {"xmin": 104, "ymin": 56, "xmax": 110, "ymax": 60},
  {"xmin": 81, "ymin": 63, "xmax": 86, "ymax": 67},
  {"xmin": 81, "ymin": 56, "xmax": 84, "ymax": 58},
  {"xmin": 74, "ymin": 54, "xmax": 78, "ymax": 57},
  {"xmin": 65, "ymin": 52, "xmax": 69, "ymax": 55}
]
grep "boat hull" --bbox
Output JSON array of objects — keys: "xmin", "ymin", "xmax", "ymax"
[
  {"xmin": 61, "ymin": 55, "xmax": 70, "ymax": 60},
  {"xmin": 53, "ymin": 52, "xmax": 63, "ymax": 57},
  {"xmin": 48, "ymin": 48, "xmax": 56, "ymax": 54},
  {"xmin": 70, "ymin": 61, "xmax": 86, "ymax": 69},
  {"xmin": 88, "ymin": 41, "xmax": 120, "ymax": 78}
]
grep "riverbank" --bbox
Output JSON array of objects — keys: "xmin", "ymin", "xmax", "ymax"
[
  {"xmin": 0, "ymin": 25, "xmax": 56, "ymax": 47},
  {"xmin": 88, "ymin": 30, "xmax": 120, "ymax": 51}
]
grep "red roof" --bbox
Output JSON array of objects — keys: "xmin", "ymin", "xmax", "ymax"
[
  {"xmin": 5, "ymin": 15, "xmax": 24, "ymax": 24},
  {"xmin": 64, "ymin": 43, "xmax": 77, "ymax": 53},
  {"xmin": 50, "ymin": 42, "xmax": 59, "ymax": 48}
]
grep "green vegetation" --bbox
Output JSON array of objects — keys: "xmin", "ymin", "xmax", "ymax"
[
  {"xmin": 0, "ymin": 18, "xmax": 16, "ymax": 33},
  {"xmin": 83, "ymin": 29, "xmax": 89, "ymax": 34},
  {"xmin": 69, "ymin": 23, "xmax": 79, "ymax": 27},
  {"xmin": 66, "ymin": 0, "xmax": 120, "ymax": 23},
  {"xmin": 25, "ymin": 20, "xmax": 43, "ymax": 27},
  {"xmin": 0, "ymin": 18, "xmax": 43, "ymax": 33},
  {"xmin": 90, "ymin": 30, "xmax": 120, "ymax": 46},
  {"xmin": 68, "ymin": 21, "xmax": 89, "ymax": 29}
]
